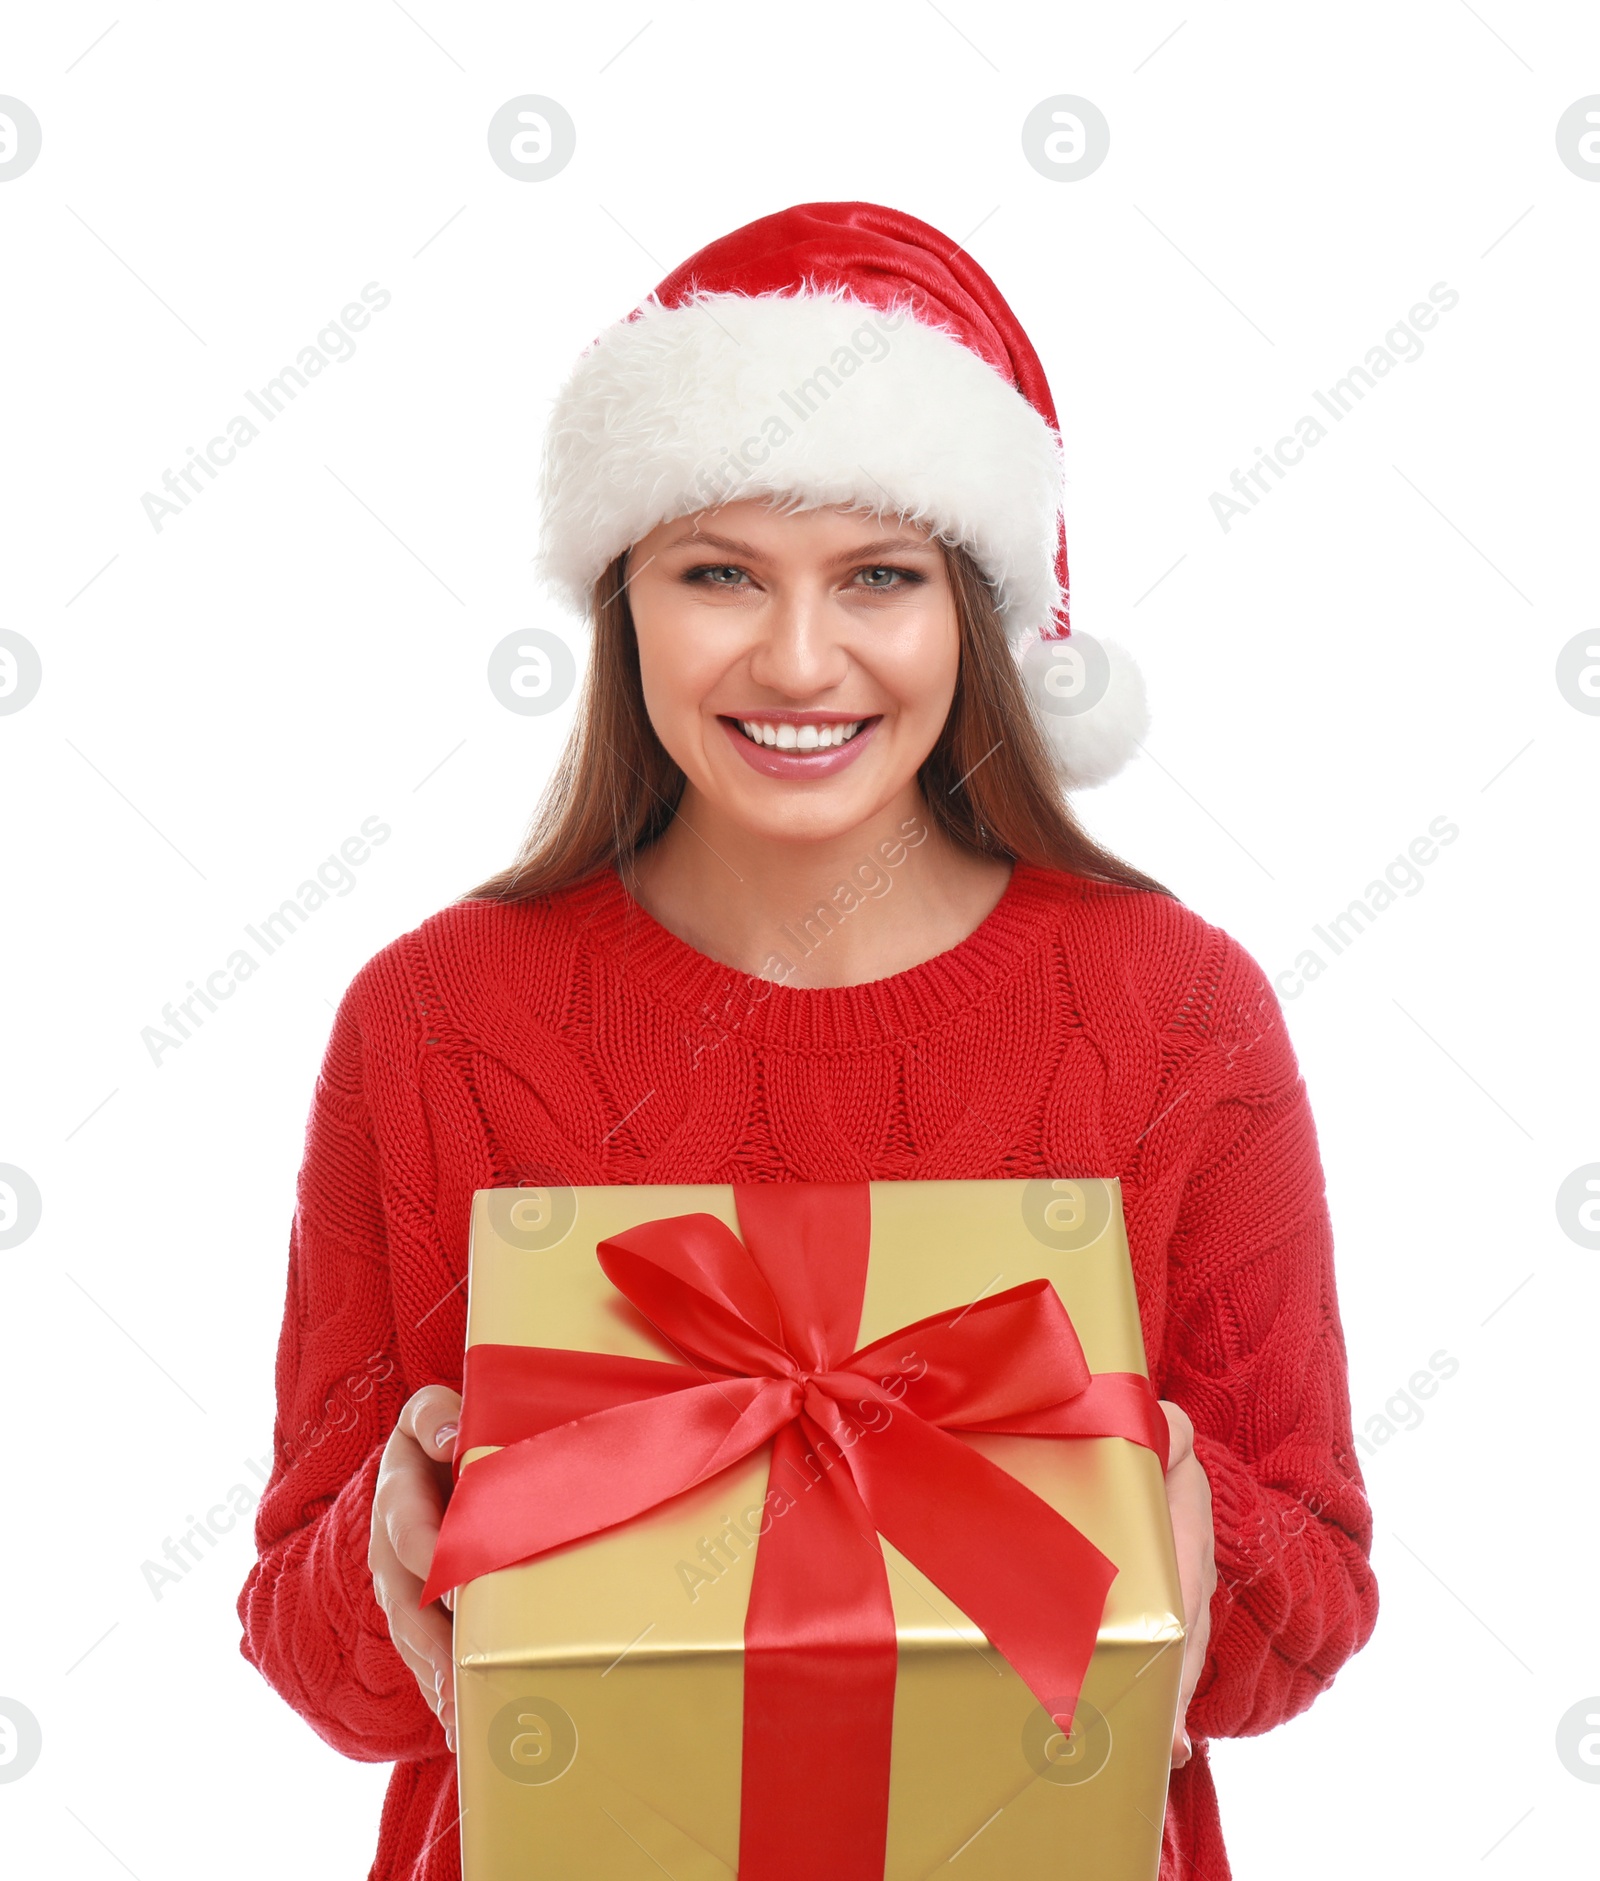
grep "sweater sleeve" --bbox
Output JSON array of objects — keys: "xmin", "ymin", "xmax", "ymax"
[
  {"xmin": 236, "ymin": 973, "xmax": 442, "ymax": 1763},
  {"xmin": 1156, "ymin": 946, "xmax": 1379, "ymax": 1741}
]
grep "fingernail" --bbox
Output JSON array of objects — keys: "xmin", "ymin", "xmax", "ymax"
[
  {"xmin": 445, "ymin": 1723, "xmax": 456, "ymax": 1752},
  {"xmin": 435, "ymin": 1422, "xmax": 458, "ymax": 1450},
  {"xmin": 1181, "ymin": 1729, "xmax": 1192, "ymax": 1758},
  {"xmin": 434, "ymin": 1666, "xmax": 445, "ymax": 1695}
]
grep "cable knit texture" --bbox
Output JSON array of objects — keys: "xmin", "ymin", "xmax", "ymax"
[{"xmin": 237, "ymin": 861, "xmax": 1378, "ymax": 1880}]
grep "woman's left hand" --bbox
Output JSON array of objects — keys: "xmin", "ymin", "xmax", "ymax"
[{"xmin": 1158, "ymin": 1398, "xmax": 1216, "ymax": 1769}]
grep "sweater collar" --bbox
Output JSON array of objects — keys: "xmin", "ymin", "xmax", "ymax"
[{"xmin": 548, "ymin": 859, "xmax": 1083, "ymax": 1050}]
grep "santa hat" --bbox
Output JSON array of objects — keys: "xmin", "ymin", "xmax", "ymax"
[{"xmin": 536, "ymin": 201, "xmax": 1147, "ymax": 788}]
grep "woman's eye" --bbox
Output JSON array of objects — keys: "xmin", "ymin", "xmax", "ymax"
[
  {"xmin": 853, "ymin": 565, "xmax": 921, "ymax": 589},
  {"xmin": 686, "ymin": 564, "xmax": 749, "ymax": 586}
]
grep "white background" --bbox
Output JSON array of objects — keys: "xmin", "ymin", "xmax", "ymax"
[{"xmin": 2, "ymin": 3, "xmax": 1597, "ymax": 1874}]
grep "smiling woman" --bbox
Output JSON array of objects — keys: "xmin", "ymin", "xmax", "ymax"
[{"xmin": 239, "ymin": 201, "xmax": 1378, "ymax": 1881}]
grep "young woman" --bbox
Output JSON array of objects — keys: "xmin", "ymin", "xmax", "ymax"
[{"xmin": 238, "ymin": 203, "xmax": 1378, "ymax": 1880}]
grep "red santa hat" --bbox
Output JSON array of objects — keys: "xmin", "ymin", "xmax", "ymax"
[{"xmin": 536, "ymin": 200, "xmax": 1147, "ymax": 788}]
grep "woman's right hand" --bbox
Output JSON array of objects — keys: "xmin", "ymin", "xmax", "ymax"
[{"xmin": 369, "ymin": 1385, "xmax": 462, "ymax": 1750}]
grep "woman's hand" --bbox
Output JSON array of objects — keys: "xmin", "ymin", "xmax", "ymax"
[
  {"xmin": 369, "ymin": 1385, "xmax": 462, "ymax": 1751},
  {"xmin": 1159, "ymin": 1398, "xmax": 1216, "ymax": 1770}
]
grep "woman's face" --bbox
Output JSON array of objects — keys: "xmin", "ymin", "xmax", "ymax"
[{"xmin": 625, "ymin": 500, "xmax": 959, "ymax": 846}]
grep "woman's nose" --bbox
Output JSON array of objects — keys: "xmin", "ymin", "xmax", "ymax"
[{"xmin": 745, "ymin": 588, "xmax": 850, "ymax": 697}]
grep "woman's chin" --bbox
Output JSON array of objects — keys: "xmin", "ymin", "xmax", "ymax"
[
  {"xmin": 695, "ymin": 768, "xmax": 875, "ymax": 844},
  {"xmin": 691, "ymin": 742, "xmax": 885, "ymax": 833},
  {"xmin": 725, "ymin": 794, "xmax": 879, "ymax": 848}
]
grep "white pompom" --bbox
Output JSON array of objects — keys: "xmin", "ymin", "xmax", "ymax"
[{"xmin": 1015, "ymin": 632, "xmax": 1149, "ymax": 789}]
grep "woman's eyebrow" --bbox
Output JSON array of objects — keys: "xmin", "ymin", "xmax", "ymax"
[
  {"xmin": 826, "ymin": 537, "xmax": 938, "ymax": 561},
  {"xmin": 661, "ymin": 530, "xmax": 761, "ymax": 556}
]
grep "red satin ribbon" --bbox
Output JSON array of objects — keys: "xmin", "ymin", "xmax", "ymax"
[{"xmin": 423, "ymin": 1182, "xmax": 1169, "ymax": 1880}]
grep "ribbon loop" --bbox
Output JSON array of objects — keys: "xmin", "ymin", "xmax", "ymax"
[{"xmin": 845, "ymin": 1277, "xmax": 1095, "ymax": 1427}]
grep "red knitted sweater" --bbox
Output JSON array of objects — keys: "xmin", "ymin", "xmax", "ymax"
[{"xmin": 237, "ymin": 860, "xmax": 1378, "ymax": 1880}]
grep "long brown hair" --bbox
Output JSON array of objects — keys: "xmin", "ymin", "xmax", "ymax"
[{"xmin": 465, "ymin": 542, "xmax": 1170, "ymax": 903}]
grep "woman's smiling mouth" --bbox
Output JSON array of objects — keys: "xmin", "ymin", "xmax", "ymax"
[
  {"xmin": 734, "ymin": 716, "xmax": 864, "ymax": 750},
  {"xmin": 719, "ymin": 712, "xmax": 881, "ymax": 777}
]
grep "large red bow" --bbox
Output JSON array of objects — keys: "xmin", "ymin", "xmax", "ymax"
[{"xmin": 424, "ymin": 1182, "xmax": 1168, "ymax": 1880}]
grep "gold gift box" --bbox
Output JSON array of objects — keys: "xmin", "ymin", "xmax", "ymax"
[{"xmin": 452, "ymin": 1179, "xmax": 1184, "ymax": 1879}]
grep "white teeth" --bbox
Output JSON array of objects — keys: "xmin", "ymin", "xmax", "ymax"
[{"xmin": 737, "ymin": 719, "xmax": 864, "ymax": 752}]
